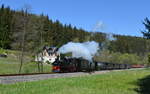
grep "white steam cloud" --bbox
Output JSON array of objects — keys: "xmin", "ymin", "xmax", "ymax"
[
  {"xmin": 58, "ymin": 41, "xmax": 99, "ymax": 61},
  {"xmin": 106, "ymin": 33, "xmax": 116, "ymax": 41}
]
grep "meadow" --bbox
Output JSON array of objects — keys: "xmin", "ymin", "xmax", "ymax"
[
  {"xmin": 0, "ymin": 68, "xmax": 150, "ymax": 94},
  {"xmin": 0, "ymin": 49, "xmax": 51, "ymax": 74}
]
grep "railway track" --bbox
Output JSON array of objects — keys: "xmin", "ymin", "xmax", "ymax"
[
  {"xmin": 0, "ymin": 68, "xmax": 145, "ymax": 84},
  {"xmin": 0, "ymin": 72, "xmax": 54, "ymax": 76},
  {"xmin": 0, "ymin": 71, "xmax": 110, "ymax": 84}
]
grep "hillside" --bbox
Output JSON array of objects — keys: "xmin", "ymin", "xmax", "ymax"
[
  {"xmin": 0, "ymin": 5, "xmax": 150, "ymax": 55},
  {"xmin": 0, "ymin": 5, "xmax": 150, "ymax": 65}
]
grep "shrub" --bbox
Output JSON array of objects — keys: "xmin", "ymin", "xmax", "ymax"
[{"xmin": 94, "ymin": 50, "xmax": 146, "ymax": 64}]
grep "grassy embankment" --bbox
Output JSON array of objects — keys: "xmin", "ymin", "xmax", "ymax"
[
  {"xmin": 0, "ymin": 68, "xmax": 150, "ymax": 94},
  {"xmin": 0, "ymin": 49, "xmax": 51, "ymax": 74}
]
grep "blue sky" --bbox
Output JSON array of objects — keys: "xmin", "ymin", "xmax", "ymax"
[{"xmin": 0, "ymin": 0, "xmax": 150, "ymax": 37}]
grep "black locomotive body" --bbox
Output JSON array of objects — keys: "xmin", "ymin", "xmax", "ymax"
[
  {"xmin": 52, "ymin": 57, "xmax": 96, "ymax": 72},
  {"xmin": 52, "ymin": 57, "xmax": 131, "ymax": 73}
]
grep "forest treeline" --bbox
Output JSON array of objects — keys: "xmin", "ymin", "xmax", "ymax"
[{"xmin": 0, "ymin": 5, "xmax": 150, "ymax": 64}]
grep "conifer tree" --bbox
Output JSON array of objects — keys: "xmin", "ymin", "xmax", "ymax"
[{"xmin": 142, "ymin": 18, "xmax": 150, "ymax": 39}]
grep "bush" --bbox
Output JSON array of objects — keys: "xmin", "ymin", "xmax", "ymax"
[
  {"xmin": 0, "ymin": 48, "xmax": 7, "ymax": 54},
  {"xmin": 118, "ymin": 53, "xmax": 140, "ymax": 64},
  {"xmin": 94, "ymin": 50, "xmax": 146, "ymax": 64}
]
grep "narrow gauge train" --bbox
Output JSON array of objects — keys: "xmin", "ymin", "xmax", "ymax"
[
  {"xmin": 52, "ymin": 57, "xmax": 131, "ymax": 73},
  {"xmin": 52, "ymin": 57, "xmax": 95, "ymax": 72}
]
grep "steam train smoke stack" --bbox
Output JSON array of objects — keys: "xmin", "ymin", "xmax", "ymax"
[{"xmin": 58, "ymin": 41, "xmax": 99, "ymax": 61}]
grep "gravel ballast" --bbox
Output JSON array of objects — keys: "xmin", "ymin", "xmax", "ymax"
[{"xmin": 0, "ymin": 71, "xmax": 109, "ymax": 84}]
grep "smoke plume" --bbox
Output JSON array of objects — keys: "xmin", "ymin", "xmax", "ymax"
[
  {"xmin": 58, "ymin": 41, "xmax": 99, "ymax": 61},
  {"xmin": 106, "ymin": 33, "xmax": 116, "ymax": 41}
]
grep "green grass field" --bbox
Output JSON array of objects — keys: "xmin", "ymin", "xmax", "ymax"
[
  {"xmin": 0, "ymin": 49, "xmax": 51, "ymax": 74},
  {"xmin": 0, "ymin": 68, "xmax": 150, "ymax": 94}
]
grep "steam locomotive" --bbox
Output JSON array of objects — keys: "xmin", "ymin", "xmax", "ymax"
[{"xmin": 52, "ymin": 57, "xmax": 131, "ymax": 73}]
